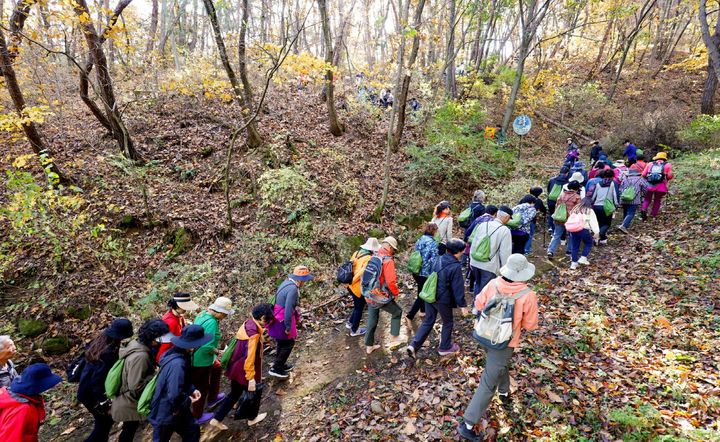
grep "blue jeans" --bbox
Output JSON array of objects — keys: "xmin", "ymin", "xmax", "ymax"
[
  {"xmin": 622, "ymin": 204, "xmax": 638, "ymax": 229},
  {"xmin": 471, "ymin": 266, "xmax": 496, "ymax": 295},
  {"xmin": 570, "ymin": 229, "xmax": 593, "ymax": 262},
  {"xmin": 547, "ymin": 223, "xmax": 572, "ymax": 254},
  {"xmin": 410, "ymin": 302, "xmax": 455, "ymax": 351},
  {"xmin": 524, "ymin": 221, "xmax": 537, "ymax": 254}
]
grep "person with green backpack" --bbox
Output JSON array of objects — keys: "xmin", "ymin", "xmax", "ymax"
[
  {"xmin": 405, "ymin": 223, "xmax": 439, "ymax": 329},
  {"xmin": 546, "ymin": 166, "xmax": 570, "ymax": 233},
  {"xmin": 457, "ymin": 190, "xmax": 486, "ymax": 230},
  {"xmin": 406, "ymin": 239, "xmax": 468, "ymax": 359},
  {"xmin": 110, "ymin": 319, "xmax": 169, "ymax": 442},
  {"xmin": 590, "ymin": 169, "xmax": 619, "ymax": 245},
  {"xmin": 431, "ymin": 201, "xmax": 454, "ymax": 255},
  {"xmin": 547, "ymin": 181, "xmax": 581, "ymax": 258},
  {"xmin": 468, "ymin": 206, "xmax": 513, "ymax": 296},
  {"xmin": 617, "ymin": 168, "xmax": 649, "ymax": 234}
]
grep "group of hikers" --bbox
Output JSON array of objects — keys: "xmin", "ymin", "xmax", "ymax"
[{"xmin": 0, "ymin": 136, "xmax": 674, "ymax": 441}]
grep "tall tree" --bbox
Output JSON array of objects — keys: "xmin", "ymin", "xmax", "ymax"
[
  {"xmin": 445, "ymin": 0, "xmax": 457, "ymax": 97},
  {"xmin": 699, "ymin": 0, "xmax": 720, "ymax": 114},
  {"xmin": 317, "ymin": 0, "xmax": 344, "ymax": 136},
  {"xmin": 146, "ymin": 0, "xmax": 159, "ymax": 53}
]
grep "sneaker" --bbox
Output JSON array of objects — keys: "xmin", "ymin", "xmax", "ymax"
[
  {"xmin": 578, "ymin": 256, "xmax": 590, "ymax": 265},
  {"xmin": 269, "ymin": 368, "xmax": 290, "ymax": 379},
  {"xmin": 599, "ymin": 239, "xmax": 608, "ymax": 245},
  {"xmin": 640, "ymin": 210, "xmax": 647, "ymax": 220},
  {"xmin": 206, "ymin": 392, "xmax": 226, "ymax": 409},
  {"xmin": 570, "ymin": 262, "xmax": 578, "ymax": 270},
  {"xmin": 617, "ymin": 225, "xmax": 629, "ymax": 234},
  {"xmin": 248, "ymin": 412, "xmax": 267, "ymax": 426},
  {"xmin": 560, "ymin": 240, "xmax": 566, "ymax": 246},
  {"xmin": 457, "ymin": 422, "xmax": 483, "ymax": 441},
  {"xmin": 438, "ymin": 343, "xmax": 460, "ymax": 356},
  {"xmin": 366, "ymin": 344, "xmax": 381, "ymax": 354},
  {"xmin": 387, "ymin": 335, "xmax": 406, "ymax": 350},
  {"xmin": 406, "ymin": 345, "xmax": 416, "ymax": 359},
  {"xmin": 350, "ymin": 327, "xmax": 367, "ymax": 337},
  {"xmin": 197, "ymin": 412, "xmax": 214, "ymax": 425},
  {"xmin": 208, "ymin": 418, "xmax": 228, "ymax": 430},
  {"xmin": 345, "ymin": 321, "xmax": 352, "ymax": 330},
  {"xmin": 283, "ymin": 363, "xmax": 295, "ymax": 372},
  {"xmin": 547, "ymin": 251, "xmax": 554, "ymax": 258},
  {"xmin": 498, "ymin": 391, "xmax": 511, "ymax": 408}
]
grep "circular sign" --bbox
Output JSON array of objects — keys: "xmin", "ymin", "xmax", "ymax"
[{"xmin": 512, "ymin": 115, "xmax": 532, "ymax": 136}]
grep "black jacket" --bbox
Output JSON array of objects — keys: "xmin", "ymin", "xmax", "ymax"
[
  {"xmin": 77, "ymin": 344, "xmax": 120, "ymax": 406},
  {"xmin": 432, "ymin": 254, "xmax": 466, "ymax": 308}
]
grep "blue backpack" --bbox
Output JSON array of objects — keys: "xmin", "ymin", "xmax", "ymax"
[
  {"xmin": 361, "ymin": 256, "xmax": 392, "ymax": 306},
  {"xmin": 647, "ymin": 161, "xmax": 665, "ymax": 185}
]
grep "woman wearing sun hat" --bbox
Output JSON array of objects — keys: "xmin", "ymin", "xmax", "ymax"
[
  {"xmin": 0, "ymin": 363, "xmax": 62, "ymax": 441},
  {"xmin": 157, "ymin": 293, "xmax": 200, "ymax": 362},
  {"xmin": 458, "ymin": 254, "xmax": 539, "ymax": 442},
  {"xmin": 641, "ymin": 151, "xmax": 673, "ymax": 218},
  {"xmin": 345, "ymin": 238, "xmax": 381, "ymax": 337},
  {"xmin": 268, "ymin": 265, "xmax": 314, "ymax": 379}
]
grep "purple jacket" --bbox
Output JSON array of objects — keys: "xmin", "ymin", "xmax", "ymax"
[{"xmin": 226, "ymin": 319, "xmax": 263, "ymax": 385}]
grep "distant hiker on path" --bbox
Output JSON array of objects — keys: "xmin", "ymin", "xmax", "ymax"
[
  {"xmin": 547, "ymin": 181, "xmax": 582, "ymax": 258},
  {"xmin": 157, "ymin": 294, "xmax": 199, "ymax": 362},
  {"xmin": 546, "ymin": 166, "xmax": 570, "ymax": 233},
  {"xmin": 510, "ymin": 196, "xmax": 537, "ymax": 254},
  {"xmin": 589, "ymin": 140, "xmax": 602, "ymax": 163},
  {"xmin": 641, "ymin": 152, "xmax": 673, "ymax": 218},
  {"xmin": 458, "ymin": 254, "xmax": 538, "ymax": 442},
  {"xmin": 268, "ymin": 266, "xmax": 314, "ymax": 378},
  {"xmin": 345, "ymin": 238, "xmax": 381, "ymax": 337},
  {"xmin": 623, "ymin": 140, "xmax": 638, "ymax": 162},
  {"xmin": 464, "ymin": 205, "xmax": 498, "ymax": 290},
  {"xmin": 591, "ymin": 169, "xmax": 619, "ymax": 245},
  {"xmin": 618, "ymin": 168, "xmax": 649, "ymax": 234},
  {"xmin": 524, "ymin": 188, "xmax": 546, "ymax": 255},
  {"xmin": 406, "ymin": 223, "xmax": 439, "ymax": 327},
  {"xmin": 432, "ymin": 200, "xmax": 454, "ymax": 255},
  {"xmin": 567, "ymin": 197, "xmax": 600, "ymax": 270}
]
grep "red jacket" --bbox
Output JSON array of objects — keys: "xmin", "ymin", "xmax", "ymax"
[
  {"xmin": 0, "ymin": 387, "xmax": 46, "ymax": 442},
  {"xmin": 378, "ymin": 248, "xmax": 399, "ymax": 297},
  {"xmin": 156, "ymin": 310, "xmax": 186, "ymax": 362}
]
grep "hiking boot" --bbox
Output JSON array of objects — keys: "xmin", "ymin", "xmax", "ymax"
[
  {"xmin": 206, "ymin": 392, "xmax": 226, "ymax": 409},
  {"xmin": 345, "ymin": 321, "xmax": 352, "ymax": 330},
  {"xmin": 578, "ymin": 256, "xmax": 590, "ymax": 265},
  {"xmin": 406, "ymin": 345, "xmax": 416, "ymax": 359},
  {"xmin": 366, "ymin": 344, "xmax": 381, "ymax": 354},
  {"xmin": 387, "ymin": 335, "xmax": 406, "ymax": 350},
  {"xmin": 438, "ymin": 343, "xmax": 460, "ymax": 356},
  {"xmin": 617, "ymin": 225, "xmax": 629, "ymax": 234},
  {"xmin": 640, "ymin": 210, "xmax": 647, "ymax": 220},
  {"xmin": 197, "ymin": 412, "xmax": 214, "ymax": 425},
  {"xmin": 248, "ymin": 412, "xmax": 267, "ymax": 426},
  {"xmin": 208, "ymin": 418, "xmax": 228, "ymax": 430},
  {"xmin": 457, "ymin": 422, "xmax": 483, "ymax": 441},
  {"xmin": 570, "ymin": 262, "xmax": 579, "ymax": 270},
  {"xmin": 283, "ymin": 363, "xmax": 295, "ymax": 372},
  {"xmin": 269, "ymin": 368, "xmax": 290, "ymax": 379},
  {"xmin": 350, "ymin": 327, "xmax": 367, "ymax": 337}
]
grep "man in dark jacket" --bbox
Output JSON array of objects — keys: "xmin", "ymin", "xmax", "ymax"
[
  {"xmin": 546, "ymin": 167, "xmax": 570, "ymax": 232},
  {"xmin": 463, "ymin": 206, "xmax": 498, "ymax": 294},
  {"xmin": 589, "ymin": 140, "xmax": 602, "ymax": 163},
  {"xmin": 149, "ymin": 325, "xmax": 212, "ymax": 442},
  {"xmin": 407, "ymin": 239, "xmax": 468, "ymax": 358}
]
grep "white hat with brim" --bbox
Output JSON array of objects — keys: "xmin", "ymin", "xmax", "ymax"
[
  {"xmin": 361, "ymin": 237, "xmax": 381, "ymax": 252},
  {"xmin": 173, "ymin": 294, "xmax": 199, "ymax": 311},
  {"xmin": 569, "ymin": 172, "xmax": 585, "ymax": 184},
  {"xmin": 209, "ymin": 296, "xmax": 235, "ymax": 315},
  {"xmin": 382, "ymin": 236, "xmax": 398, "ymax": 251},
  {"xmin": 499, "ymin": 254, "xmax": 536, "ymax": 282}
]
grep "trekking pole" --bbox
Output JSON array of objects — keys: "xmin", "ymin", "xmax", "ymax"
[{"xmin": 542, "ymin": 213, "xmax": 547, "ymax": 248}]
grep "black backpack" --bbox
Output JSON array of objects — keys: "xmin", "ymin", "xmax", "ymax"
[
  {"xmin": 66, "ymin": 351, "xmax": 86, "ymax": 383},
  {"xmin": 336, "ymin": 260, "xmax": 354, "ymax": 284}
]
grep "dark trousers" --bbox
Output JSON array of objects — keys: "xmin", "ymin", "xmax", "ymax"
[
  {"xmin": 347, "ymin": 289, "xmax": 367, "ymax": 332},
  {"xmin": 118, "ymin": 421, "xmax": 141, "ymax": 442},
  {"xmin": 82, "ymin": 403, "xmax": 114, "ymax": 442},
  {"xmin": 511, "ymin": 232, "xmax": 529, "ymax": 254},
  {"xmin": 152, "ymin": 421, "xmax": 200, "ymax": 442},
  {"xmin": 408, "ymin": 274, "xmax": 428, "ymax": 319},
  {"xmin": 471, "ymin": 266, "xmax": 495, "ymax": 295},
  {"xmin": 190, "ymin": 362, "xmax": 222, "ymax": 418},
  {"xmin": 411, "ymin": 302, "xmax": 455, "ymax": 351},
  {"xmin": 547, "ymin": 200, "xmax": 556, "ymax": 231},
  {"xmin": 570, "ymin": 229, "xmax": 594, "ymax": 262},
  {"xmin": 213, "ymin": 380, "xmax": 260, "ymax": 422},
  {"xmin": 592, "ymin": 206, "xmax": 612, "ymax": 240},
  {"xmin": 273, "ymin": 338, "xmax": 296, "ymax": 371}
]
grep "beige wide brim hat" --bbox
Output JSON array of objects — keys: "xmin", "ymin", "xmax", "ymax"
[
  {"xmin": 361, "ymin": 237, "xmax": 381, "ymax": 252},
  {"xmin": 499, "ymin": 254, "xmax": 536, "ymax": 282},
  {"xmin": 569, "ymin": 172, "xmax": 585, "ymax": 184},
  {"xmin": 382, "ymin": 236, "xmax": 398, "ymax": 251},
  {"xmin": 209, "ymin": 296, "xmax": 235, "ymax": 315}
]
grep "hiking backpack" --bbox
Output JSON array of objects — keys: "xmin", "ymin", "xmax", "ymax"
[
  {"xmin": 407, "ymin": 250, "xmax": 423, "ymax": 274},
  {"xmin": 505, "ymin": 212, "xmax": 522, "ymax": 229},
  {"xmin": 361, "ymin": 256, "xmax": 392, "ymax": 305},
  {"xmin": 66, "ymin": 351, "xmax": 86, "ymax": 383},
  {"xmin": 620, "ymin": 185, "xmax": 636, "ymax": 202},
  {"xmin": 548, "ymin": 183, "xmax": 563, "ymax": 202},
  {"xmin": 336, "ymin": 260, "xmax": 354, "ymax": 284},
  {"xmin": 418, "ymin": 272, "xmax": 438, "ymax": 303},
  {"xmin": 104, "ymin": 358, "xmax": 125, "ymax": 398},
  {"xmin": 457, "ymin": 207, "xmax": 473, "ymax": 227},
  {"xmin": 647, "ymin": 161, "xmax": 665, "ymax": 185},
  {"xmin": 136, "ymin": 373, "xmax": 158, "ymax": 416},
  {"xmin": 564, "ymin": 212, "xmax": 585, "ymax": 233},
  {"xmin": 551, "ymin": 203, "xmax": 568, "ymax": 223},
  {"xmin": 473, "ymin": 281, "xmax": 531, "ymax": 350},
  {"xmin": 470, "ymin": 224, "xmax": 502, "ymax": 263}
]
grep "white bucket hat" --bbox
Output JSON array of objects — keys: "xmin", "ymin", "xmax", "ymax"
[
  {"xmin": 382, "ymin": 236, "xmax": 398, "ymax": 251},
  {"xmin": 209, "ymin": 296, "xmax": 235, "ymax": 315},
  {"xmin": 361, "ymin": 237, "xmax": 381, "ymax": 252},
  {"xmin": 569, "ymin": 171, "xmax": 585, "ymax": 184},
  {"xmin": 499, "ymin": 254, "xmax": 536, "ymax": 282}
]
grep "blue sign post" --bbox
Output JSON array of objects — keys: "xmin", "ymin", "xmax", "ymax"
[{"xmin": 512, "ymin": 115, "xmax": 532, "ymax": 158}]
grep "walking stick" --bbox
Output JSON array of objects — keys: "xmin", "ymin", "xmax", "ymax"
[{"xmin": 542, "ymin": 213, "xmax": 547, "ymax": 248}]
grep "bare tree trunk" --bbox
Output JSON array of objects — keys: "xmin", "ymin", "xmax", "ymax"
[
  {"xmin": 260, "ymin": 0, "xmax": 268, "ymax": 41},
  {"xmin": 363, "ymin": 0, "xmax": 374, "ymax": 69},
  {"xmin": 445, "ymin": 0, "xmax": 457, "ymax": 97},
  {"xmin": 586, "ymin": 16, "xmax": 614, "ymax": 80},
  {"xmin": 702, "ymin": 58, "xmax": 718, "ymax": 114},
  {"xmin": 317, "ymin": 0, "xmax": 344, "ymax": 136},
  {"xmin": 147, "ymin": 0, "xmax": 159, "ymax": 52}
]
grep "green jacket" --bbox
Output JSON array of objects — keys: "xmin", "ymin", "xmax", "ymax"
[{"xmin": 192, "ymin": 311, "xmax": 220, "ymax": 367}]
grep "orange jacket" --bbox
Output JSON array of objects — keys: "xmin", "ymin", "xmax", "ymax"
[
  {"xmin": 348, "ymin": 250, "xmax": 373, "ymax": 298},
  {"xmin": 474, "ymin": 277, "xmax": 538, "ymax": 348},
  {"xmin": 378, "ymin": 248, "xmax": 399, "ymax": 297}
]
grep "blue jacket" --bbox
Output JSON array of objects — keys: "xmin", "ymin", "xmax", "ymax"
[
  {"xmin": 464, "ymin": 214, "xmax": 494, "ymax": 241},
  {"xmin": 432, "ymin": 254, "xmax": 466, "ymax": 308},
  {"xmin": 148, "ymin": 348, "xmax": 194, "ymax": 426},
  {"xmin": 77, "ymin": 344, "xmax": 119, "ymax": 406},
  {"xmin": 623, "ymin": 143, "xmax": 637, "ymax": 161},
  {"xmin": 415, "ymin": 234, "xmax": 438, "ymax": 277}
]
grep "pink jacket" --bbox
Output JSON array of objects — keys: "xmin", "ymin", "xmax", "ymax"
[
  {"xmin": 642, "ymin": 161, "xmax": 673, "ymax": 193},
  {"xmin": 474, "ymin": 277, "xmax": 539, "ymax": 348}
]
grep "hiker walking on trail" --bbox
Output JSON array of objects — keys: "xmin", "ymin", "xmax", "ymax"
[
  {"xmin": 111, "ymin": 319, "xmax": 170, "ymax": 442},
  {"xmin": 149, "ymin": 325, "xmax": 212, "ymax": 442},
  {"xmin": 510, "ymin": 196, "xmax": 537, "ymax": 255},
  {"xmin": 406, "ymin": 224, "xmax": 439, "ymax": 327},
  {"xmin": 468, "ymin": 206, "xmax": 513, "ymax": 295},
  {"xmin": 0, "ymin": 336, "xmax": 18, "ymax": 389},
  {"xmin": 0, "ymin": 363, "xmax": 62, "ymax": 442},
  {"xmin": 345, "ymin": 238, "xmax": 381, "ymax": 337},
  {"xmin": 566, "ymin": 197, "xmax": 600, "ymax": 270},
  {"xmin": 432, "ymin": 201, "xmax": 454, "ymax": 255},
  {"xmin": 547, "ymin": 181, "xmax": 581, "ymax": 258},
  {"xmin": 464, "ymin": 206, "xmax": 498, "ymax": 290},
  {"xmin": 566, "ymin": 137, "xmax": 578, "ymax": 153},
  {"xmin": 623, "ymin": 140, "xmax": 638, "ymax": 162},
  {"xmin": 363, "ymin": 237, "xmax": 406, "ymax": 354},
  {"xmin": 524, "ymin": 188, "xmax": 546, "ymax": 255},
  {"xmin": 641, "ymin": 152, "xmax": 673, "ymax": 219},
  {"xmin": 591, "ymin": 169, "xmax": 619, "ymax": 245},
  {"xmin": 157, "ymin": 293, "xmax": 200, "ymax": 362},
  {"xmin": 618, "ymin": 169, "xmax": 649, "ymax": 234},
  {"xmin": 589, "ymin": 140, "xmax": 602, "ymax": 163},
  {"xmin": 191, "ymin": 297, "xmax": 234, "ymax": 424},
  {"xmin": 546, "ymin": 166, "xmax": 570, "ymax": 233},
  {"xmin": 566, "ymin": 171, "xmax": 586, "ymax": 199},
  {"xmin": 407, "ymin": 239, "xmax": 468, "ymax": 358},
  {"xmin": 268, "ymin": 266, "xmax": 313, "ymax": 378},
  {"xmin": 458, "ymin": 190, "xmax": 486, "ymax": 230},
  {"xmin": 630, "ymin": 151, "xmax": 646, "ymax": 173},
  {"xmin": 209, "ymin": 303, "xmax": 275, "ymax": 430},
  {"xmin": 77, "ymin": 318, "xmax": 134, "ymax": 442},
  {"xmin": 458, "ymin": 254, "xmax": 538, "ymax": 442}
]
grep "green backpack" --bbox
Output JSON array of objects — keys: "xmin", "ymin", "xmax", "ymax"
[
  {"xmin": 471, "ymin": 224, "xmax": 502, "ymax": 262},
  {"xmin": 551, "ymin": 203, "xmax": 568, "ymax": 223},
  {"xmin": 620, "ymin": 186, "xmax": 636, "ymax": 202},
  {"xmin": 418, "ymin": 272, "xmax": 438, "ymax": 303},
  {"xmin": 505, "ymin": 212, "xmax": 522, "ymax": 229},
  {"xmin": 220, "ymin": 337, "xmax": 238, "ymax": 369},
  {"xmin": 407, "ymin": 250, "xmax": 423, "ymax": 274},
  {"xmin": 457, "ymin": 207, "xmax": 472, "ymax": 224},
  {"xmin": 137, "ymin": 373, "xmax": 158, "ymax": 416},
  {"xmin": 104, "ymin": 358, "xmax": 125, "ymax": 398},
  {"xmin": 548, "ymin": 183, "xmax": 563, "ymax": 202},
  {"xmin": 603, "ymin": 198, "xmax": 615, "ymax": 216}
]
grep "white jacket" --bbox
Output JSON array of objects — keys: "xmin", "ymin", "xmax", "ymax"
[
  {"xmin": 431, "ymin": 216, "xmax": 453, "ymax": 244},
  {"xmin": 469, "ymin": 219, "xmax": 512, "ymax": 274}
]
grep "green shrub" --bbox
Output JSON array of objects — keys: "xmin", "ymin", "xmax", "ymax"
[
  {"xmin": 258, "ymin": 167, "xmax": 317, "ymax": 219},
  {"xmin": 672, "ymin": 149, "xmax": 720, "ymax": 216},
  {"xmin": 677, "ymin": 114, "xmax": 720, "ymax": 149},
  {"xmin": 609, "ymin": 404, "xmax": 662, "ymax": 442}
]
